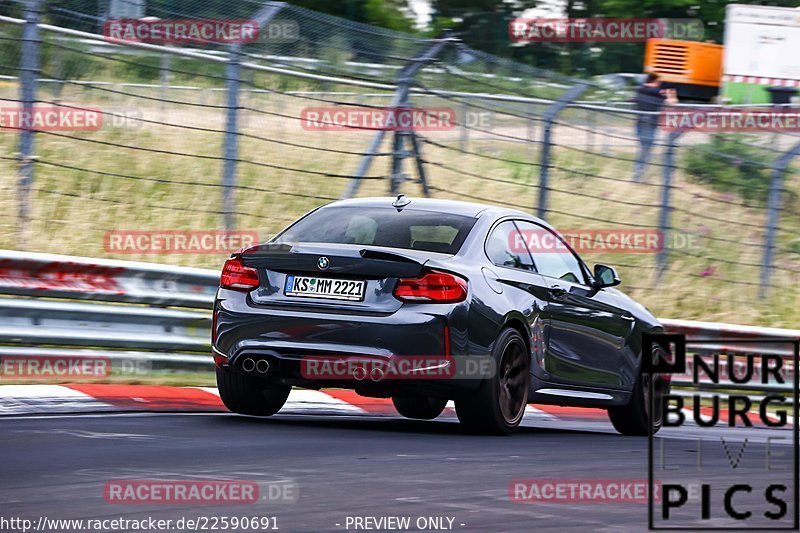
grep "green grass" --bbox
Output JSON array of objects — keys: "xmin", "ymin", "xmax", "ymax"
[{"xmin": 0, "ymin": 75, "xmax": 798, "ymax": 329}]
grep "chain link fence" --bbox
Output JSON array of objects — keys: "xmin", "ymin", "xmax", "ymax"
[{"xmin": 0, "ymin": 0, "xmax": 798, "ymax": 327}]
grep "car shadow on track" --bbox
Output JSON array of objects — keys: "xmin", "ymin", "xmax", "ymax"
[{"xmin": 213, "ymin": 413, "xmax": 608, "ymax": 437}]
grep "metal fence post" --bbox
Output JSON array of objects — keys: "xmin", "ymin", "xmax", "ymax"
[
  {"xmin": 760, "ymin": 141, "xmax": 800, "ymax": 298},
  {"xmin": 17, "ymin": 0, "xmax": 41, "ymax": 244},
  {"xmin": 460, "ymin": 96, "xmax": 469, "ymax": 152},
  {"xmin": 655, "ymin": 130, "xmax": 683, "ymax": 281},
  {"xmin": 220, "ymin": 2, "xmax": 283, "ymax": 230},
  {"xmin": 221, "ymin": 42, "xmax": 242, "ymax": 232},
  {"xmin": 537, "ymin": 82, "xmax": 590, "ymax": 220},
  {"xmin": 344, "ymin": 34, "xmax": 457, "ymax": 199},
  {"xmin": 96, "ymin": 0, "xmax": 107, "ymax": 34},
  {"xmin": 389, "ymin": 80, "xmax": 412, "ymax": 195},
  {"xmin": 344, "ymin": 124, "xmax": 390, "ymax": 199}
]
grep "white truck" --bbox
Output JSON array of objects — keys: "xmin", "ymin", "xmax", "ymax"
[{"xmin": 722, "ymin": 4, "xmax": 800, "ymax": 104}]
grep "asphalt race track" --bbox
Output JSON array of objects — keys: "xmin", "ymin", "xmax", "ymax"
[{"xmin": 1, "ymin": 408, "xmax": 796, "ymax": 532}]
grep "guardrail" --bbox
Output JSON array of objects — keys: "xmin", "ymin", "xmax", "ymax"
[
  {"xmin": 0, "ymin": 250, "xmax": 797, "ymax": 388},
  {"xmin": 659, "ymin": 319, "xmax": 798, "ymax": 393},
  {"xmin": 0, "ymin": 249, "xmax": 217, "ymax": 307},
  {"xmin": 0, "ymin": 250, "xmax": 217, "ymax": 373}
]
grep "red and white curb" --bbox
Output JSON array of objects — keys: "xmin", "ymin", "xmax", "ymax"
[
  {"xmin": 0, "ymin": 385, "xmax": 789, "ymax": 430},
  {"xmin": 0, "ymin": 384, "xmax": 594, "ymax": 422},
  {"xmin": 723, "ymin": 74, "xmax": 800, "ymax": 87}
]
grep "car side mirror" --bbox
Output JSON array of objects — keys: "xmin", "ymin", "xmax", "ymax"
[{"xmin": 593, "ymin": 264, "xmax": 620, "ymax": 288}]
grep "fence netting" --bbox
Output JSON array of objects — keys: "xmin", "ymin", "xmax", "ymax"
[{"xmin": 0, "ymin": 0, "xmax": 797, "ymax": 326}]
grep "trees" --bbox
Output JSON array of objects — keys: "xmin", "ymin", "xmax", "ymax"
[{"xmin": 429, "ymin": 0, "xmax": 800, "ymax": 75}]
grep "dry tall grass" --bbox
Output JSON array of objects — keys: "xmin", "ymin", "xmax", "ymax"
[{"xmin": 0, "ymin": 80, "xmax": 797, "ymax": 327}]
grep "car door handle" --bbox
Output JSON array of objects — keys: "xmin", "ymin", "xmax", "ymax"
[
  {"xmin": 621, "ymin": 315, "xmax": 635, "ymax": 321},
  {"xmin": 549, "ymin": 285, "xmax": 567, "ymax": 297}
]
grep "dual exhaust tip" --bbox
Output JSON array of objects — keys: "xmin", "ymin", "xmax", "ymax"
[
  {"xmin": 241, "ymin": 357, "xmax": 270, "ymax": 374},
  {"xmin": 241, "ymin": 356, "xmax": 385, "ymax": 382},
  {"xmin": 353, "ymin": 366, "xmax": 385, "ymax": 383}
]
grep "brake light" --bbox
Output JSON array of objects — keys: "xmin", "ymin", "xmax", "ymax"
[
  {"xmin": 220, "ymin": 257, "xmax": 259, "ymax": 291},
  {"xmin": 394, "ymin": 270, "xmax": 468, "ymax": 303}
]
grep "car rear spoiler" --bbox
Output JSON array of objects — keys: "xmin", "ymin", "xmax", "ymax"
[{"xmin": 238, "ymin": 243, "xmax": 427, "ymax": 278}]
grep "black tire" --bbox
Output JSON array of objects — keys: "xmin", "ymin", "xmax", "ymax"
[
  {"xmin": 455, "ymin": 328, "xmax": 530, "ymax": 435},
  {"xmin": 608, "ymin": 346, "xmax": 669, "ymax": 436},
  {"xmin": 392, "ymin": 396, "xmax": 448, "ymax": 420},
  {"xmin": 216, "ymin": 367, "xmax": 290, "ymax": 416}
]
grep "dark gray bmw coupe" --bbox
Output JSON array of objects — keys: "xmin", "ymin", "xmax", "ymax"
[{"xmin": 212, "ymin": 196, "xmax": 668, "ymax": 435}]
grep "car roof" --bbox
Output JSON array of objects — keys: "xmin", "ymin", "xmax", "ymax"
[{"xmin": 322, "ymin": 196, "xmax": 534, "ymax": 220}]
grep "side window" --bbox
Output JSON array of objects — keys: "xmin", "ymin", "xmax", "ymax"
[
  {"xmin": 485, "ymin": 221, "xmax": 535, "ymax": 271},
  {"xmin": 514, "ymin": 221, "xmax": 586, "ymax": 284}
]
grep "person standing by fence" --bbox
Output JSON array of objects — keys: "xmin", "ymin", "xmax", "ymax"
[{"xmin": 633, "ymin": 73, "xmax": 678, "ymax": 182}]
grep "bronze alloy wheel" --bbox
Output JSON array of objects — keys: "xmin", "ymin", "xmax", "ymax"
[
  {"xmin": 497, "ymin": 336, "xmax": 528, "ymax": 425},
  {"xmin": 608, "ymin": 339, "xmax": 669, "ymax": 436}
]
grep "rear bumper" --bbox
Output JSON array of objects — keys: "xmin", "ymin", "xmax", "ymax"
[{"xmin": 213, "ymin": 289, "xmax": 480, "ymax": 396}]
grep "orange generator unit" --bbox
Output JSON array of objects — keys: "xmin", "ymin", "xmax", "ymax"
[{"xmin": 644, "ymin": 39, "xmax": 723, "ymax": 102}]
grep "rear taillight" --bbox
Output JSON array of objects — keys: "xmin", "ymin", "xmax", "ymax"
[
  {"xmin": 393, "ymin": 270, "xmax": 468, "ymax": 303},
  {"xmin": 220, "ymin": 257, "xmax": 259, "ymax": 291}
]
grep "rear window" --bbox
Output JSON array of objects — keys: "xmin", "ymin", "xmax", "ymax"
[{"xmin": 275, "ymin": 206, "xmax": 477, "ymax": 255}]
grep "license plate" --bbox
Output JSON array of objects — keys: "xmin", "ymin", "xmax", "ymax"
[{"xmin": 284, "ymin": 275, "xmax": 366, "ymax": 301}]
